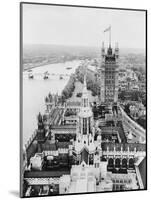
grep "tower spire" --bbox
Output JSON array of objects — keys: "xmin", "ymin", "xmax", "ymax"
[
  {"xmin": 83, "ymin": 64, "xmax": 87, "ymax": 91},
  {"xmin": 84, "ymin": 73, "xmax": 87, "ymax": 89}
]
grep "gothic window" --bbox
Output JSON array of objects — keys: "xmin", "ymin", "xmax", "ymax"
[
  {"xmin": 83, "ymin": 118, "xmax": 87, "ymax": 135},
  {"xmin": 129, "ymin": 158, "xmax": 134, "ymax": 169},
  {"xmin": 89, "ymin": 117, "xmax": 91, "ymax": 133}
]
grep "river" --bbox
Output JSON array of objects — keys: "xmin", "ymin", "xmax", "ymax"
[{"xmin": 23, "ymin": 60, "xmax": 81, "ymax": 146}]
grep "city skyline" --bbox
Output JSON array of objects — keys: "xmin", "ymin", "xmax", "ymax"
[{"xmin": 23, "ymin": 4, "xmax": 146, "ymax": 49}]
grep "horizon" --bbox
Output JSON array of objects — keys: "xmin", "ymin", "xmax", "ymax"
[
  {"xmin": 23, "ymin": 43, "xmax": 145, "ymax": 50},
  {"xmin": 23, "ymin": 44, "xmax": 145, "ymax": 55}
]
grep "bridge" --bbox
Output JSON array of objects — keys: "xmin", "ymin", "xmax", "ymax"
[{"xmin": 23, "ymin": 72, "xmax": 70, "ymax": 79}]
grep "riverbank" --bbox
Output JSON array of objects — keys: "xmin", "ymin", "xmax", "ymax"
[
  {"xmin": 23, "ymin": 59, "xmax": 80, "ymax": 72},
  {"xmin": 23, "ymin": 60, "xmax": 81, "ymax": 145}
]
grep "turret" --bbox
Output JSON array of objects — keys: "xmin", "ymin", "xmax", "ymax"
[
  {"xmin": 99, "ymin": 38, "xmax": 119, "ymax": 103},
  {"xmin": 78, "ymin": 72, "xmax": 93, "ymax": 136},
  {"xmin": 45, "ymin": 92, "xmax": 54, "ymax": 111},
  {"xmin": 107, "ymin": 45, "xmax": 113, "ymax": 56},
  {"xmin": 45, "ymin": 96, "xmax": 49, "ymax": 103},
  {"xmin": 115, "ymin": 42, "xmax": 119, "ymax": 59},
  {"xmin": 101, "ymin": 41, "xmax": 105, "ymax": 59},
  {"xmin": 81, "ymin": 75, "xmax": 89, "ymax": 108},
  {"xmin": 48, "ymin": 92, "xmax": 53, "ymax": 102},
  {"xmin": 45, "ymin": 96, "xmax": 49, "ymax": 111},
  {"xmin": 74, "ymin": 72, "xmax": 95, "ymax": 159},
  {"xmin": 37, "ymin": 112, "xmax": 44, "ymax": 130},
  {"xmin": 37, "ymin": 112, "xmax": 46, "ymax": 151}
]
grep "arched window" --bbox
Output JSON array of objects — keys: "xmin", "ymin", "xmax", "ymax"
[
  {"xmin": 129, "ymin": 158, "xmax": 134, "ymax": 169},
  {"xmin": 122, "ymin": 158, "xmax": 127, "ymax": 168},
  {"xmin": 108, "ymin": 158, "xmax": 114, "ymax": 168},
  {"xmin": 115, "ymin": 158, "xmax": 121, "ymax": 168}
]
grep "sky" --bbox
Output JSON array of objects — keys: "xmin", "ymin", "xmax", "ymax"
[{"xmin": 22, "ymin": 4, "xmax": 146, "ymax": 49}]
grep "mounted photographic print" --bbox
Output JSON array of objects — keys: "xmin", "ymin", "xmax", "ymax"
[{"xmin": 20, "ymin": 2, "xmax": 147, "ymax": 197}]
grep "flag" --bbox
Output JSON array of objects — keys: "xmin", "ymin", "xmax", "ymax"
[{"xmin": 104, "ymin": 26, "xmax": 111, "ymax": 32}]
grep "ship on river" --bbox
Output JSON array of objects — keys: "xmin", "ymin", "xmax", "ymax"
[
  {"xmin": 66, "ymin": 67, "xmax": 72, "ymax": 70},
  {"xmin": 59, "ymin": 75, "xmax": 63, "ymax": 80},
  {"xmin": 21, "ymin": 42, "xmax": 146, "ymax": 197},
  {"xmin": 43, "ymin": 71, "xmax": 49, "ymax": 80}
]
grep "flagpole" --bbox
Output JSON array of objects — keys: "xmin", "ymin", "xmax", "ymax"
[
  {"xmin": 109, "ymin": 25, "xmax": 111, "ymax": 47},
  {"xmin": 103, "ymin": 26, "xmax": 111, "ymax": 47}
]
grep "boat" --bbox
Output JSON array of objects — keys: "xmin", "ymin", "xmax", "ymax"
[
  {"xmin": 28, "ymin": 72, "xmax": 34, "ymax": 79},
  {"xmin": 28, "ymin": 69, "xmax": 32, "ymax": 72},
  {"xmin": 66, "ymin": 67, "xmax": 72, "ymax": 70},
  {"xmin": 44, "ymin": 75, "xmax": 49, "ymax": 80},
  {"xmin": 43, "ymin": 71, "xmax": 49, "ymax": 80},
  {"xmin": 59, "ymin": 75, "xmax": 63, "ymax": 80}
]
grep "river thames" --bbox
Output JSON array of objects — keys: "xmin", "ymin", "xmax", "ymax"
[{"xmin": 23, "ymin": 60, "xmax": 81, "ymax": 145}]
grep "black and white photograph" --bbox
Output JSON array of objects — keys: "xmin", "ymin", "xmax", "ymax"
[{"xmin": 20, "ymin": 2, "xmax": 147, "ymax": 197}]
